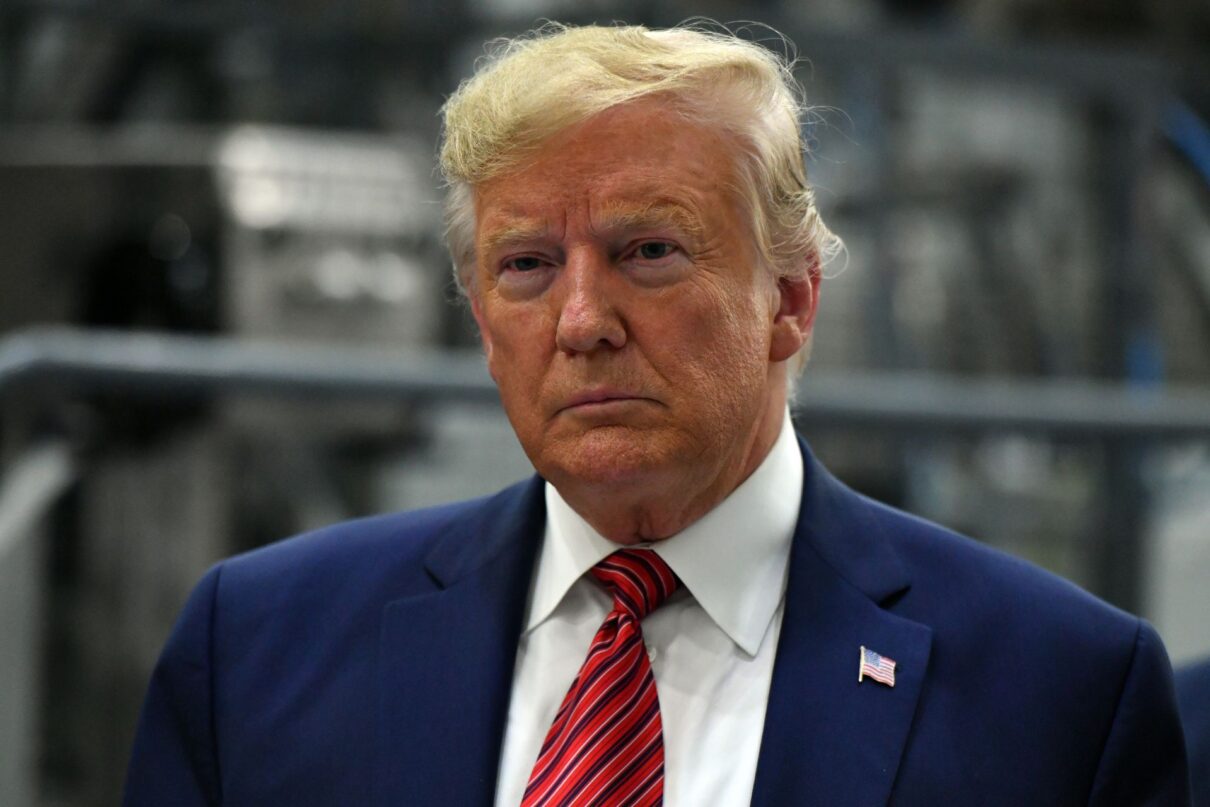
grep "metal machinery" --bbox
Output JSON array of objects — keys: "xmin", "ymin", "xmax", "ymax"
[{"xmin": 0, "ymin": 124, "xmax": 455, "ymax": 806}]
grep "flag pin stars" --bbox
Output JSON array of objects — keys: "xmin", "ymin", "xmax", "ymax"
[{"xmin": 858, "ymin": 645, "xmax": 896, "ymax": 688}]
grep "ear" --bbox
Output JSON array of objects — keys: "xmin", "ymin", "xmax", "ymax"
[
  {"xmin": 469, "ymin": 295, "xmax": 495, "ymax": 370},
  {"xmin": 768, "ymin": 262, "xmax": 820, "ymax": 363}
]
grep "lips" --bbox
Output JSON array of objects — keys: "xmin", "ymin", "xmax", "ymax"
[{"xmin": 558, "ymin": 389, "xmax": 647, "ymax": 413}]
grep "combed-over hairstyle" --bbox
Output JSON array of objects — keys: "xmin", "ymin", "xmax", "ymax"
[{"xmin": 439, "ymin": 21, "xmax": 840, "ymax": 297}]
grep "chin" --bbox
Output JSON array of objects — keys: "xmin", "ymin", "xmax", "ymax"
[{"xmin": 535, "ymin": 426, "xmax": 686, "ymax": 490}]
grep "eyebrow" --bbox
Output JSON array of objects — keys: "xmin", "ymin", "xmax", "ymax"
[
  {"xmin": 594, "ymin": 199, "xmax": 707, "ymax": 243},
  {"xmin": 478, "ymin": 199, "xmax": 708, "ymax": 257},
  {"xmin": 479, "ymin": 221, "xmax": 551, "ymax": 257}
]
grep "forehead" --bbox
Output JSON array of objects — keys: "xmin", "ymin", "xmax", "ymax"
[{"xmin": 473, "ymin": 98, "xmax": 743, "ymax": 236}]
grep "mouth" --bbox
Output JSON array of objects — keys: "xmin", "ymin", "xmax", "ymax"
[{"xmin": 558, "ymin": 389, "xmax": 650, "ymax": 415}]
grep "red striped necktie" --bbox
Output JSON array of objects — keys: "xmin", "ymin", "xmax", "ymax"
[{"xmin": 522, "ymin": 549, "xmax": 680, "ymax": 807}]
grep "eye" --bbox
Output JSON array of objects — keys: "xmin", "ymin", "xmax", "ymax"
[
  {"xmin": 502, "ymin": 255, "xmax": 546, "ymax": 272},
  {"xmin": 633, "ymin": 241, "xmax": 678, "ymax": 261}
]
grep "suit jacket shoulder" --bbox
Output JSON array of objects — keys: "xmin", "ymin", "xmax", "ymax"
[
  {"xmin": 220, "ymin": 476, "xmax": 539, "ymax": 600},
  {"xmin": 864, "ymin": 493, "xmax": 1141, "ymax": 652},
  {"xmin": 774, "ymin": 455, "xmax": 1189, "ymax": 806},
  {"xmin": 124, "ymin": 476, "xmax": 547, "ymax": 807}
]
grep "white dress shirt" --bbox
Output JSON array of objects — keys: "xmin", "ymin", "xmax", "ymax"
[{"xmin": 494, "ymin": 412, "xmax": 804, "ymax": 806}]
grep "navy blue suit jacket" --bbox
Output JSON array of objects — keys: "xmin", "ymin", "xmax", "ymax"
[{"xmin": 125, "ymin": 439, "xmax": 1190, "ymax": 805}]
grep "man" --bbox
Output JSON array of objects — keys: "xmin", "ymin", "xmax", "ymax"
[{"xmin": 125, "ymin": 22, "xmax": 1190, "ymax": 806}]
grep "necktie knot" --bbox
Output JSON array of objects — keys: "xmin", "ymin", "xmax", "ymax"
[{"xmin": 591, "ymin": 549, "xmax": 679, "ymax": 621}]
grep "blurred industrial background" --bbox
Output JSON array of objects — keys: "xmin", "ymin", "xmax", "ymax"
[{"xmin": 0, "ymin": 1, "xmax": 1208, "ymax": 805}]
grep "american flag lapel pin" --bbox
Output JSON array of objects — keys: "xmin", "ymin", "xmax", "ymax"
[{"xmin": 858, "ymin": 645, "xmax": 896, "ymax": 688}]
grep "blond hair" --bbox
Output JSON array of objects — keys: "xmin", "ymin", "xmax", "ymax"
[{"xmin": 439, "ymin": 21, "xmax": 840, "ymax": 304}]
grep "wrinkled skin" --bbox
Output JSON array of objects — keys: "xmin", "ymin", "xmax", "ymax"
[{"xmin": 470, "ymin": 97, "xmax": 819, "ymax": 543}]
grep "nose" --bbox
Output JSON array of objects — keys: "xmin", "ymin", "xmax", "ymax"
[{"xmin": 554, "ymin": 249, "xmax": 627, "ymax": 355}]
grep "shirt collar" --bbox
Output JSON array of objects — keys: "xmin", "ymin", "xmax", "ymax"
[{"xmin": 528, "ymin": 410, "xmax": 803, "ymax": 657}]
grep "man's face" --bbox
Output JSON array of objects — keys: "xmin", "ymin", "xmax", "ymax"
[{"xmin": 469, "ymin": 98, "xmax": 816, "ymax": 537}]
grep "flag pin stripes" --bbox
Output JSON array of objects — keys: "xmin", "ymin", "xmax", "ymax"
[{"xmin": 858, "ymin": 645, "xmax": 896, "ymax": 687}]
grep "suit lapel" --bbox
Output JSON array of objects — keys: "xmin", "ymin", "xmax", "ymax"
[
  {"xmin": 375, "ymin": 477, "xmax": 546, "ymax": 807},
  {"xmin": 751, "ymin": 441, "xmax": 933, "ymax": 806}
]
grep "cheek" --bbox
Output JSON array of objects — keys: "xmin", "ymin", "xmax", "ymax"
[
  {"xmin": 488, "ymin": 296, "xmax": 554, "ymax": 343},
  {"xmin": 683, "ymin": 283, "xmax": 772, "ymax": 364},
  {"xmin": 482, "ymin": 305, "xmax": 556, "ymax": 389},
  {"xmin": 656, "ymin": 293, "xmax": 771, "ymax": 415}
]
